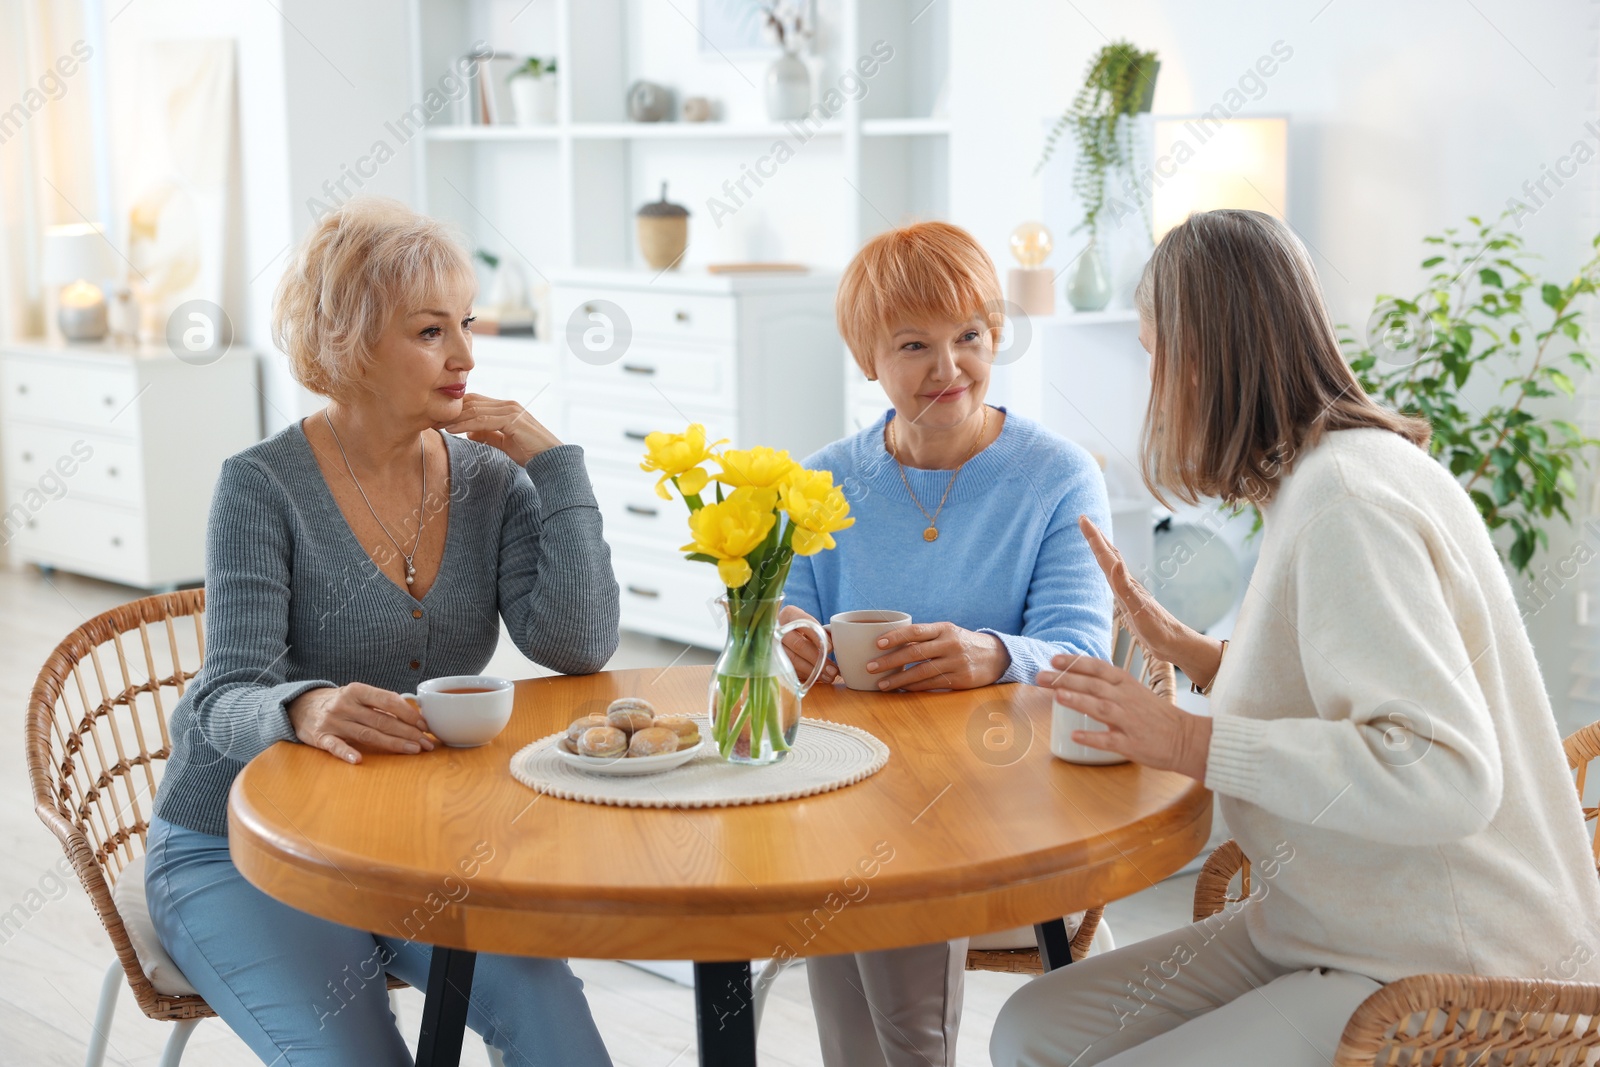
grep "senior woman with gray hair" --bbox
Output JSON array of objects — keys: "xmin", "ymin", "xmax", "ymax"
[{"xmin": 143, "ymin": 197, "xmax": 619, "ymax": 1065}]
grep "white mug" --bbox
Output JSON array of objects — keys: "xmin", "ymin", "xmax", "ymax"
[
  {"xmin": 1050, "ymin": 697, "xmax": 1129, "ymax": 765},
  {"xmin": 402, "ymin": 675, "xmax": 514, "ymax": 748},
  {"xmin": 827, "ymin": 610, "xmax": 912, "ymax": 691}
]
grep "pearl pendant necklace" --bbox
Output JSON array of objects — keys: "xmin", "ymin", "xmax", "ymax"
[{"xmin": 324, "ymin": 411, "xmax": 428, "ymax": 589}]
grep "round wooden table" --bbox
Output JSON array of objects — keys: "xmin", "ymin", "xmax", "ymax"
[{"xmin": 229, "ymin": 665, "xmax": 1211, "ymax": 1066}]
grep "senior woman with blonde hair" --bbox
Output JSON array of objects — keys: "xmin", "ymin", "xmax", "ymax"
[
  {"xmin": 143, "ymin": 197, "xmax": 619, "ymax": 1065},
  {"xmin": 991, "ymin": 209, "xmax": 1600, "ymax": 1065},
  {"xmin": 780, "ymin": 220, "xmax": 1113, "ymax": 1067}
]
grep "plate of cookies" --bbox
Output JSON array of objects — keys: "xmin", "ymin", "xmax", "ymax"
[{"xmin": 555, "ymin": 697, "xmax": 705, "ymax": 776}]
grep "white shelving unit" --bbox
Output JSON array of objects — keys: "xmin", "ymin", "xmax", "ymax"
[{"xmin": 405, "ymin": 0, "xmax": 951, "ymax": 273}]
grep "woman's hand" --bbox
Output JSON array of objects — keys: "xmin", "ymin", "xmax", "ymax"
[
  {"xmin": 1038, "ymin": 653, "xmax": 1212, "ymax": 780},
  {"xmin": 443, "ymin": 394, "xmax": 562, "ymax": 466},
  {"xmin": 867, "ymin": 622, "xmax": 1009, "ymax": 691},
  {"xmin": 779, "ymin": 605, "xmax": 838, "ymax": 686},
  {"xmin": 1079, "ymin": 515, "xmax": 1224, "ymax": 691},
  {"xmin": 288, "ymin": 683, "xmax": 436, "ymax": 764}
]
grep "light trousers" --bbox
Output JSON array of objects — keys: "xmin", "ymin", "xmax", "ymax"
[
  {"xmin": 144, "ymin": 817, "xmax": 613, "ymax": 1066},
  {"xmin": 991, "ymin": 908, "xmax": 1381, "ymax": 1067},
  {"xmin": 806, "ymin": 939, "xmax": 968, "ymax": 1067}
]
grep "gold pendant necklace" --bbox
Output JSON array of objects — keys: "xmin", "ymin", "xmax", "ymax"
[{"xmin": 888, "ymin": 406, "xmax": 988, "ymax": 543}]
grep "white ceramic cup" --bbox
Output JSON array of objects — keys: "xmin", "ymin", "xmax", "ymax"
[
  {"xmin": 401, "ymin": 675, "xmax": 514, "ymax": 748},
  {"xmin": 1050, "ymin": 697, "xmax": 1129, "ymax": 765},
  {"xmin": 827, "ymin": 610, "xmax": 912, "ymax": 691}
]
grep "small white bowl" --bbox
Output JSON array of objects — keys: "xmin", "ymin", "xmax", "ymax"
[{"xmin": 555, "ymin": 736, "xmax": 705, "ymax": 777}]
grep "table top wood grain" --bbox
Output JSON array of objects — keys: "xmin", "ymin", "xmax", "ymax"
[{"xmin": 228, "ymin": 666, "xmax": 1211, "ymax": 960}]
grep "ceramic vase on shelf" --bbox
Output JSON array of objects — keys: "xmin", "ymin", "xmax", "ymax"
[
  {"xmin": 765, "ymin": 50, "xmax": 811, "ymax": 121},
  {"xmin": 509, "ymin": 75, "xmax": 557, "ymax": 125},
  {"xmin": 1066, "ymin": 239, "xmax": 1113, "ymax": 312},
  {"xmin": 709, "ymin": 595, "xmax": 827, "ymax": 765}
]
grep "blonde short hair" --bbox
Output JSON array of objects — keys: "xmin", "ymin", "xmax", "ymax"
[
  {"xmin": 1135, "ymin": 209, "xmax": 1429, "ymax": 508},
  {"xmin": 836, "ymin": 221, "xmax": 1004, "ymax": 376},
  {"xmin": 273, "ymin": 197, "xmax": 475, "ymax": 400}
]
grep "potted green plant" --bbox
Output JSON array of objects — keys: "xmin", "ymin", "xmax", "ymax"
[
  {"xmin": 1038, "ymin": 41, "xmax": 1159, "ymax": 310},
  {"xmin": 509, "ymin": 56, "xmax": 558, "ymax": 126},
  {"xmin": 1345, "ymin": 212, "xmax": 1600, "ymax": 574}
]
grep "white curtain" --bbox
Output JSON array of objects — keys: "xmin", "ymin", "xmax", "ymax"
[{"xmin": 0, "ymin": 0, "xmax": 101, "ymax": 342}]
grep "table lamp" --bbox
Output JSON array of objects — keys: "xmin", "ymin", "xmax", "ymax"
[
  {"xmin": 1150, "ymin": 117, "xmax": 1288, "ymax": 241},
  {"xmin": 1007, "ymin": 221, "xmax": 1055, "ymax": 316},
  {"xmin": 42, "ymin": 223, "xmax": 117, "ymax": 342}
]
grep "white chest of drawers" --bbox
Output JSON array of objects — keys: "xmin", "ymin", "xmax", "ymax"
[
  {"xmin": 0, "ymin": 341, "xmax": 260, "ymax": 589},
  {"xmin": 545, "ymin": 269, "xmax": 842, "ymax": 648}
]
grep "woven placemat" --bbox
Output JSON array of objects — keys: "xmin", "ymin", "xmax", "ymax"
[{"xmin": 509, "ymin": 717, "xmax": 890, "ymax": 809}]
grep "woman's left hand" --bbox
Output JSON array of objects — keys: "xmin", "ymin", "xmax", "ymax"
[
  {"xmin": 443, "ymin": 394, "xmax": 562, "ymax": 465},
  {"xmin": 867, "ymin": 622, "xmax": 1010, "ymax": 691},
  {"xmin": 1038, "ymin": 653, "xmax": 1213, "ymax": 780}
]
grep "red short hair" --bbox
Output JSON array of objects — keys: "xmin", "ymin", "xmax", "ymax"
[{"xmin": 836, "ymin": 221, "xmax": 1003, "ymax": 376}]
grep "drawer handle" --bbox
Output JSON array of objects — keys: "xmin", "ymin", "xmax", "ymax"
[
  {"xmin": 625, "ymin": 504, "xmax": 659, "ymax": 517},
  {"xmin": 623, "ymin": 430, "xmax": 649, "ymax": 442},
  {"xmin": 625, "ymin": 584, "xmax": 661, "ymax": 599},
  {"xmin": 25, "ymin": 519, "xmax": 36, "ymax": 529},
  {"xmin": 20, "ymin": 451, "xmax": 31, "ymax": 462},
  {"xmin": 16, "ymin": 384, "xmax": 26, "ymax": 395},
  {"xmin": 674, "ymin": 310, "xmax": 690, "ymax": 323},
  {"xmin": 107, "ymin": 467, "xmax": 118, "ymax": 477},
  {"xmin": 103, "ymin": 396, "xmax": 115, "ymax": 407},
  {"xmin": 110, "ymin": 536, "xmax": 122, "ymax": 547},
  {"xmin": 620, "ymin": 363, "xmax": 656, "ymax": 376}
]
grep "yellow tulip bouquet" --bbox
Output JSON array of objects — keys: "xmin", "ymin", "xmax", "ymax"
[{"xmin": 640, "ymin": 425, "xmax": 853, "ymax": 763}]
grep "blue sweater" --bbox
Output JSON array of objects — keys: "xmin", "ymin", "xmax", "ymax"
[{"xmin": 786, "ymin": 408, "xmax": 1113, "ymax": 685}]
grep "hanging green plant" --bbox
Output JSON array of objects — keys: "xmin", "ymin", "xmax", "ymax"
[
  {"xmin": 1343, "ymin": 212, "xmax": 1600, "ymax": 573},
  {"xmin": 1037, "ymin": 41, "xmax": 1159, "ymax": 237}
]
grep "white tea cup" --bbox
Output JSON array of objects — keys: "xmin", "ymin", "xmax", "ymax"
[
  {"xmin": 402, "ymin": 675, "xmax": 514, "ymax": 748},
  {"xmin": 827, "ymin": 610, "xmax": 911, "ymax": 691},
  {"xmin": 1050, "ymin": 696, "xmax": 1129, "ymax": 765}
]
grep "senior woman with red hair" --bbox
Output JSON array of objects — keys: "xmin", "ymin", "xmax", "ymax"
[{"xmin": 781, "ymin": 220, "xmax": 1115, "ymax": 1067}]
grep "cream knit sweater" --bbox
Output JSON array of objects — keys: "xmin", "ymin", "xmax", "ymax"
[{"xmin": 1206, "ymin": 427, "xmax": 1600, "ymax": 984}]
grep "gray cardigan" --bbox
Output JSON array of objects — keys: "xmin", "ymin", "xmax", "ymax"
[{"xmin": 152, "ymin": 423, "xmax": 620, "ymax": 836}]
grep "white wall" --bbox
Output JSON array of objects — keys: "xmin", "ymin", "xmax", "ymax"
[{"xmin": 950, "ymin": 0, "xmax": 1596, "ymax": 317}]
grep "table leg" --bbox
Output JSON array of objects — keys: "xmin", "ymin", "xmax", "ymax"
[
  {"xmin": 693, "ymin": 960, "xmax": 758, "ymax": 1066},
  {"xmin": 1033, "ymin": 918, "xmax": 1075, "ymax": 971},
  {"xmin": 416, "ymin": 946, "xmax": 477, "ymax": 1067}
]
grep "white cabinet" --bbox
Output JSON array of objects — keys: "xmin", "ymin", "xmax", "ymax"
[
  {"xmin": 547, "ymin": 269, "xmax": 842, "ymax": 648},
  {"xmin": 0, "ymin": 341, "xmax": 259, "ymax": 589}
]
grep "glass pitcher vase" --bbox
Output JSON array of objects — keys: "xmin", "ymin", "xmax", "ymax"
[{"xmin": 708, "ymin": 594, "xmax": 827, "ymax": 765}]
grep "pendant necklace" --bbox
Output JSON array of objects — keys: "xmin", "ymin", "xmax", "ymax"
[
  {"xmin": 888, "ymin": 405, "xmax": 988, "ymax": 543},
  {"xmin": 324, "ymin": 411, "xmax": 428, "ymax": 586}
]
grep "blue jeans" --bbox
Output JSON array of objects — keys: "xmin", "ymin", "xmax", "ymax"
[{"xmin": 145, "ymin": 817, "xmax": 613, "ymax": 1066}]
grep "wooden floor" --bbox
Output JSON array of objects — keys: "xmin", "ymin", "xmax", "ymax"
[{"xmin": 0, "ymin": 566, "xmax": 1200, "ymax": 1066}]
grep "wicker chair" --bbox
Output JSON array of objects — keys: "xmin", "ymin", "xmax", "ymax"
[
  {"xmin": 965, "ymin": 606, "xmax": 1178, "ymax": 976},
  {"xmin": 1190, "ymin": 718, "xmax": 1600, "ymax": 1066},
  {"xmin": 24, "ymin": 590, "xmax": 429, "ymax": 1067}
]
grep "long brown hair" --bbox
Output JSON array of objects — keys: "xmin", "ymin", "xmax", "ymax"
[{"xmin": 1135, "ymin": 209, "xmax": 1429, "ymax": 507}]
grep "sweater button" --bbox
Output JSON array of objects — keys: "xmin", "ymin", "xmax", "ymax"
[
  {"xmin": 409, "ymin": 660, "xmax": 421, "ymax": 670},
  {"xmin": 412, "ymin": 609, "xmax": 423, "ymax": 619}
]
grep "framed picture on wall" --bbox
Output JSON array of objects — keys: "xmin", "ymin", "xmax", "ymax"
[{"xmin": 697, "ymin": 0, "xmax": 777, "ymax": 56}]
